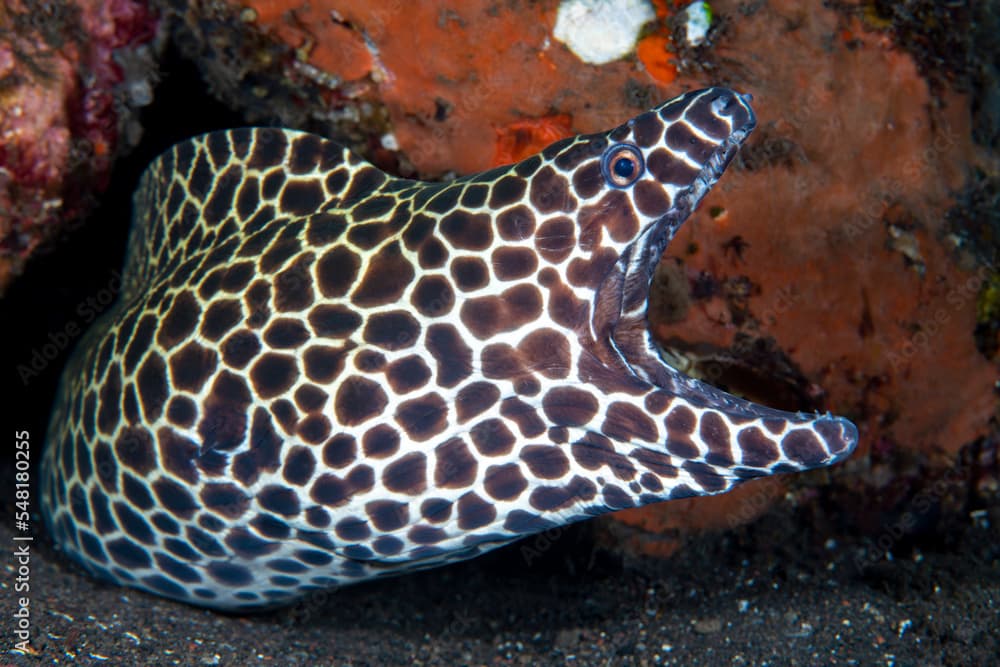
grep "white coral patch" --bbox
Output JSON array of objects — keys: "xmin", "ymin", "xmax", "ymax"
[
  {"xmin": 680, "ymin": 1, "xmax": 712, "ymax": 47},
  {"xmin": 552, "ymin": 0, "xmax": 656, "ymax": 65}
]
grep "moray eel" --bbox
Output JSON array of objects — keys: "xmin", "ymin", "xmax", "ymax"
[{"xmin": 41, "ymin": 88, "xmax": 857, "ymax": 610}]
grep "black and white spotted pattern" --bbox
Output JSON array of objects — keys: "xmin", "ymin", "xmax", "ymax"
[{"xmin": 40, "ymin": 88, "xmax": 858, "ymax": 610}]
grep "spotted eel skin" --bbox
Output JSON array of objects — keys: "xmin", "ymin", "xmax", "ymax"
[{"xmin": 41, "ymin": 88, "xmax": 857, "ymax": 610}]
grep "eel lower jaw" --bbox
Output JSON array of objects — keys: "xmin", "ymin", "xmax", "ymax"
[{"xmin": 642, "ymin": 330, "xmax": 860, "ymax": 468}]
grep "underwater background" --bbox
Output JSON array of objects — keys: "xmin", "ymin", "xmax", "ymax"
[{"xmin": 1, "ymin": 0, "xmax": 998, "ymax": 664}]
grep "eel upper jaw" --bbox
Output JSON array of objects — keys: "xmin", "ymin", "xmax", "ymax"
[
  {"xmin": 606, "ymin": 124, "xmax": 755, "ymax": 390},
  {"xmin": 604, "ymin": 116, "xmax": 755, "ymax": 350},
  {"xmin": 635, "ymin": 126, "xmax": 755, "ymax": 281}
]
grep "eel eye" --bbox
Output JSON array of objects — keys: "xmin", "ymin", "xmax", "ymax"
[{"xmin": 601, "ymin": 143, "xmax": 644, "ymax": 188}]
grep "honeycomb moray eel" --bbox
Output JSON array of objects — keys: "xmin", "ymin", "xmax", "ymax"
[{"xmin": 41, "ymin": 88, "xmax": 857, "ymax": 611}]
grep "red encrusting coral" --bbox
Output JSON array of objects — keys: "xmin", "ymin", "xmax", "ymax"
[
  {"xmin": 636, "ymin": 33, "xmax": 678, "ymax": 86},
  {"xmin": 236, "ymin": 0, "xmax": 672, "ymax": 176},
  {"xmin": 492, "ymin": 114, "xmax": 574, "ymax": 167},
  {"xmin": 614, "ymin": 2, "xmax": 994, "ymax": 552}
]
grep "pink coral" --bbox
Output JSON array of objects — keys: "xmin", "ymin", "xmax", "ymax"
[{"xmin": 0, "ymin": 0, "xmax": 157, "ymax": 294}]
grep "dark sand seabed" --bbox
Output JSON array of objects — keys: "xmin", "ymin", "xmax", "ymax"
[{"xmin": 2, "ymin": 492, "xmax": 998, "ymax": 666}]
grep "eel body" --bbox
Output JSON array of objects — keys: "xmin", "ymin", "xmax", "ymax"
[{"xmin": 41, "ymin": 88, "xmax": 857, "ymax": 610}]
